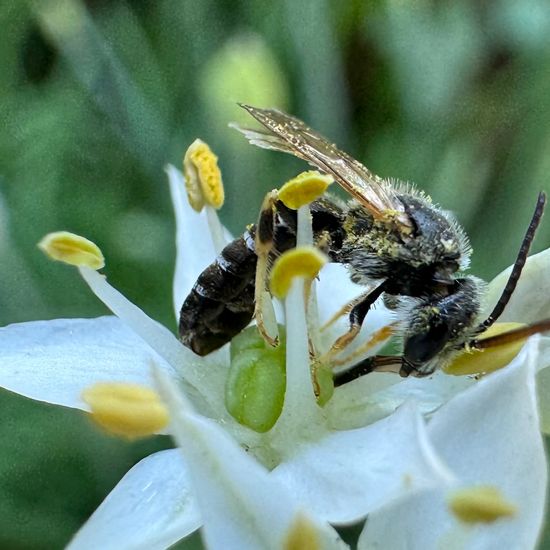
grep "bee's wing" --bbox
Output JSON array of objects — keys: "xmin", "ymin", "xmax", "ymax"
[{"xmin": 233, "ymin": 104, "xmax": 412, "ymax": 229}]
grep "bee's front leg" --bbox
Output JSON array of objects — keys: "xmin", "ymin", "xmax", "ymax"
[{"xmin": 325, "ymin": 283, "xmax": 386, "ymax": 359}]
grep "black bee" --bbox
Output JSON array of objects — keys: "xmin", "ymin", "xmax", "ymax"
[{"xmin": 179, "ymin": 105, "xmax": 546, "ymax": 379}]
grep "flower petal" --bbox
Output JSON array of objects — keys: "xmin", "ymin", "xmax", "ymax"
[
  {"xmin": 429, "ymin": 338, "xmax": 546, "ymax": 548},
  {"xmin": 484, "ymin": 247, "xmax": 550, "ymax": 323},
  {"xmin": 360, "ymin": 338, "xmax": 546, "ymax": 549},
  {"xmin": 166, "ymin": 164, "xmax": 217, "ymax": 319},
  {"xmin": 328, "ymin": 369, "xmax": 474, "ymax": 430},
  {"xmin": 0, "ymin": 316, "xmax": 168, "ymax": 410},
  {"xmin": 166, "ymin": 165, "xmax": 232, "ymax": 321},
  {"xmin": 78, "ymin": 266, "xmax": 228, "ymax": 418},
  {"xmin": 154, "ymin": 368, "xmax": 348, "ymax": 550},
  {"xmin": 67, "ymin": 449, "xmax": 201, "ymax": 550},
  {"xmin": 536, "ymin": 335, "xmax": 550, "ymax": 433},
  {"xmin": 272, "ymin": 401, "xmax": 453, "ymax": 525}
]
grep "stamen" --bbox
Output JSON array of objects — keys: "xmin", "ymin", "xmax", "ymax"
[
  {"xmin": 276, "ymin": 278, "xmax": 320, "ymax": 428},
  {"xmin": 297, "ymin": 205, "xmax": 313, "ymax": 247},
  {"xmin": 38, "ymin": 231, "xmax": 104, "ymax": 269},
  {"xmin": 283, "ymin": 513, "xmax": 320, "ymax": 550},
  {"xmin": 183, "ymin": 139, "xmax": 225, "ymax": 212},
  {"xmin": 444, "ymin": 322, "xmax": 526, "ymax": 376},
  {"xmin": 448, "ymin": 485, "xmax": 516, "ymax": 524},
  {"xmin": 269, "ymin": 247, "xmax": 328, "ymax": 299},
  {"xmin": 82, "ymin": 382, "xmax": 169, "ymax": 439},
  {"xmin": 278, "ymin": 171, "xmax": 332, "ymax": 210}
]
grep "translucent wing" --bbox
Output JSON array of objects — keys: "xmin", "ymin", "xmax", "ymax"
[{"xmin": 232, "ymin": 104, "xmax": 412, "ymax": 230}]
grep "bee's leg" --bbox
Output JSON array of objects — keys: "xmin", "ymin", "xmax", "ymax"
[
  {"xmin": 333, "ymin": 354, "xmax": 434, "ymax": 386},
  {"xmin": 320, "ymin": 288, "xmax": 375, "ymax": 332},
  {"xmin": 254, "ymin": 190, "xmax": 280, "ymax": 347},
  {"xmin": 325, "ymin": 283, "xmax": 386, "ymax": 358},
  {"xmin": 396, "ymin": 359, "xmax": 431, "ymax": 378},
  {"xmin": 333, "ymin": 354, "xmax": 402, "ymax": 386},
  {"xmin": 330, "ymin": 323, "xmax": 397, "ymax": 367}
]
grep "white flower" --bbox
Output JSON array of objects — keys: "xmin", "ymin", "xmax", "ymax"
[{"xmin": 0, "ymin": 161, "xmax": 548, "ymax": 549}]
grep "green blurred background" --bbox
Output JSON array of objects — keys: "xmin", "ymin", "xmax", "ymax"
[{"xmin": 1, "ymin": 0, "xmax": 550, "ymax": 547}]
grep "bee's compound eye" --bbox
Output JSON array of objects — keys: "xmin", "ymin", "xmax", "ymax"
[{"xmin": 404, "ymin": 322, "xmax": 451, "ymax": 365}]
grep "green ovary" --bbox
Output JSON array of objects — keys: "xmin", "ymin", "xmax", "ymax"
[{"xmin": 226, "ymin": 327, "xmax": 287, "ymax": 432}]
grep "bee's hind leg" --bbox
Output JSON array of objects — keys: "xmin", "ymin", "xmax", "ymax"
[{"xmin": 253, "ymin": 190, "xmax": 280, "ymax": 347}]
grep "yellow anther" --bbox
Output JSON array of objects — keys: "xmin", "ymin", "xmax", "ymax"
[
  {"xmin": 444, "ymin": 322, "xmax": 526, "ymax": 376},
  {"xmin": 38, "ymin": 231, "xmax": 105, "ymax": 270},
  {"xmin": 183, "ymin": 139, "xmax": 224, "ymax": 212},
  {"xmin": 269, "ymin": 246, "xmax": 328, "ymax": 299},
  {"xmin": 278, "ymin": 171, "xmax": 332, "ymax": 210},
  {"xmin": 284, "ymin": 513, "xmax": 320, "ymax": 550},
  {"xmin": 448, "ymin": 486, "xmax": 516, "ymax": 524},
  {"xmin": 82, "ymin": 383, "xmax": 169, "ymax": 439}
]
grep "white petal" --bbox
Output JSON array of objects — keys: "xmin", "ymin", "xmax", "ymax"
[
  {"xmin": 429, "ymin": 338, "xmax": 546, "ymax": 548},
  {"xmin": 272, "ymin": 401, "xmax": 453, "ymax": 525},
  {"xmin": 484, "ymin": 247, "xmax": 550, "ymax": 323},
  {"xmin": 328, "ymin": 369, "xmax": 474, "ymax": 430},
  {"xmin": 154, "ymin": 368, "xmax": 347, "ymax": 550},
  {"xmin": 78, "ymin": 266, "xmax": 228, "ymax": 418},
  {"xmin": 166, "ymin": 165, "xmax": 218, "ymax": 320},
  {"xmin": 358, "ymin": 488, "xmax": 465, "ymax": 550},
  {"xmin": 68, "ymin": 449, "xmax": 201, "ymax": 550},
  {"xmin": 0, "ymin": 316, "xmax": 168, "ymax": 410},
  {"xmin": 536, "ymin": 335, "xmax": 550, "ymax": 433},
  {"xmin": 166, "ymin": 165, "xmax": 232, "ymax": 322},
  {"xmin": 315, "ymin": 264, "xmax": 363, "ymax": 323},
  {"xmin": 360, "ymin": 338, "xmax": 546, "ymax": 550}
]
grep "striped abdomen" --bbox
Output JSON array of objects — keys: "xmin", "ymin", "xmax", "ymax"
[
  {"xmin": 179, "ymin": 196, "xmax": 346, "ymax": 355},
  {"xmin": 179, "ymin": 228, "xmax": 258, "ymax": 355}
]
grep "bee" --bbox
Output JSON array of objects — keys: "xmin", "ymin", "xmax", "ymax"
[{"xmin": 179, "ymin": 104, "xmax": 547, "ymax": 379}]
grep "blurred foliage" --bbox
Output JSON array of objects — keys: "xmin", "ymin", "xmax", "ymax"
[{"xmin": 1, "ymin": 0, "xmax": 550, "ymax": 547}]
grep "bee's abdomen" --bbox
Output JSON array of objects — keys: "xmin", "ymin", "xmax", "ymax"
[{"xmin": 179, "ymin": 228, "xmax": 257, "ymax": 356}]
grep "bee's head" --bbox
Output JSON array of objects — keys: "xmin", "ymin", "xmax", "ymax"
[{"xmin": 402, "ymin": 276, "xmax": 482, "ymax": 373}]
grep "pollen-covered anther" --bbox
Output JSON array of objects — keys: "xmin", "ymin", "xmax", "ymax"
[
  {"xmin": 269, "ymin": 246, "xmax": 328, "ymax": 299},
  {"xmin": 448, "ymin": 485, "xmax": 516, "ymax": 524},
  {"xmin": 283, "ymin": 513, "xmax": 320, "ymax": 550},
  {"xmin": 183, "ymin": 138, "xmax": 224, "ymax": 212},
  {"xmin": 278, "ymin": 171, "xmax": 332, "ymax": 210},
  {"xmin": 443, "ymin": 322, "xmax": 526, "ymax": 376},
  {"xmin": 82, "ymin": 383, "xmax": 169, "ymax": 439},
  {"xmin": 38, "ymin": 231, "xmax": 105, "ymax": 270}
]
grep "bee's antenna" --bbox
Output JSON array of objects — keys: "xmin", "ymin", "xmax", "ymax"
[
  {"xmin": 479, "ymin": 191, "xmax": 546, "ymax": 330},
  {"xmin": 333, "ymin": 355, "xmax": 402, "ymax": 386},
  {"xmin": 470, "ymin": 318, "xmax": 550, "ymax": 350}
]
